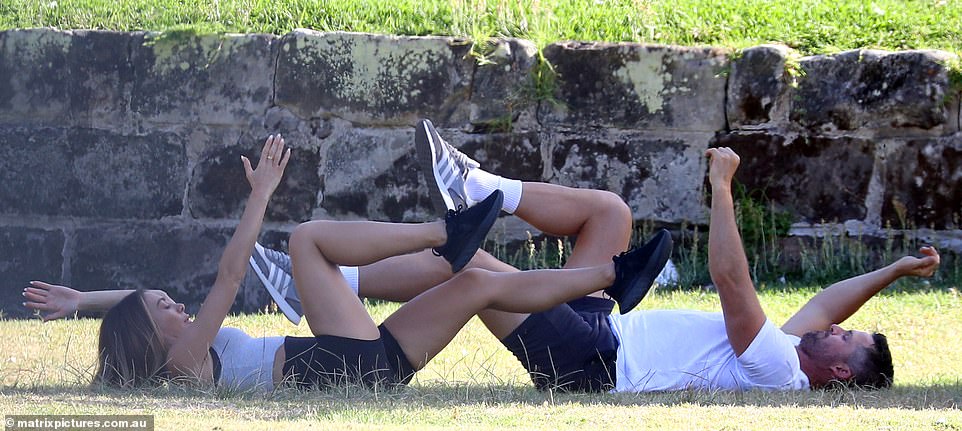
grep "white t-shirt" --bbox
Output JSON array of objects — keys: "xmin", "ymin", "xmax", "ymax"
[{"xmin": 607, "ymin": 310, "xmax": 810, "ymax": 392}]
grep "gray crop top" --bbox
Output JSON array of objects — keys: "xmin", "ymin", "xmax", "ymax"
[{"xmin": 209, "ymin": 327, "xmax": 284, "ymax": 392}]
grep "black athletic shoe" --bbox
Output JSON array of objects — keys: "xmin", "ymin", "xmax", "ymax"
[
  {"xmin": 605, "ymin": 229, "xmax": 673, "ymax": 314},
  {"xmin": 433, "ymin": 190, "xmax": 503, "ymax": 272}
]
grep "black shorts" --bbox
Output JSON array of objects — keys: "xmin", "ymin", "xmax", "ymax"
[
  {"xmin": 501, "ymin": 296, "xmax": 619, "ymax": 392},
  {"xmin": 282, "ymin": 324, "xmax": 415, "ymax": 390}
]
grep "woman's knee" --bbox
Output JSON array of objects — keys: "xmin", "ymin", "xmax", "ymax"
[
  {"xmin": 452, "ymin": 267, "xmax": 492, "ymax": 284},
  {"xmin": 446, "ymin": 268, "xmax": 499, "ymax": 296},
  {"xmin": 289, "ymin": 220, "xmax": 330, "ymax": 254}
]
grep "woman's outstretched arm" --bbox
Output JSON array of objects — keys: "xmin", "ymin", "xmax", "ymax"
[
  {"xmin": 23, "ymin": 281, "xmax": 166, "ymax": 321},
  {"xmin": 166, "ymin": 135, "xmax": 290, "ymax": 378}
]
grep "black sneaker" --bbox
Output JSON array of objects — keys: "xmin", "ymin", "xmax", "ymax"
[
  {"xmin": 605, "ymin": 229, "xmax": 673, "ymax": 314},
  {"xmin": 433, "ymin": 190, "xmax": 503, "ymax": 272}
]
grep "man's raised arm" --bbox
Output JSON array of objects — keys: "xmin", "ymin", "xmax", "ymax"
[
  {"xmin": 781, "ymin": 246, "xmax": 940, "ymax": 336},
  {"xmin": 705, "ymin": 147, "xmax": 767, "ymax": 356}
]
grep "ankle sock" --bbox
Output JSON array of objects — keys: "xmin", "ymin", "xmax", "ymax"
[
  {"xmin": 465, "ymin": 169, "xmax": 523, "ymax": 213},
  {"xmin": 286, "ymin": 265, "xmax": 359, "ymax": 302},
  {"xmin": 339, "ymin": 266, "xmax": 360, "ymax": 295}
]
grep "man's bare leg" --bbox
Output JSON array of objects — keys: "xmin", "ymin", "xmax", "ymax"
[{"xmin": 476, "ymin": 181, "xmax": 633, "ymax": 338}]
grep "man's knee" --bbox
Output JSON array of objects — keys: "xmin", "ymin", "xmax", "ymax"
[{"xmin": 594, "ymin": 190, "xmax": 632, "ymax": 225}]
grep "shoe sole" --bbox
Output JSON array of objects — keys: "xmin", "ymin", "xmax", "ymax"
[
  {"xmin": 250, "ymin": 245, "xmax": 301, "ymax": 325},
  {"xmin": 617, "ymin": 229, "xmax": 673, "ymax": 314},
  {"xmin": 415, "ymin": 119, "xmax": 455, "ymax": 214},
  {"xmin": 449, "ymin": 191, "xmax": 503, "ymax": 272}
]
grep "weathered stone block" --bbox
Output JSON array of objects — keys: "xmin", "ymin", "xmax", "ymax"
[
  {"xmin": 540, "ymin": 42, "xmax": 729, "ymax": 131},
  {"xmin": 548, "ymin": 131, "xmax": 709, "ymax": 223},
  {"xmin": 882, "ymin": 137, "xmax": 962, "ymax": 229},
  {"xmin": 463, "ymin": 39, "xmax": 539, "ymax": 129},
  {"xmin": 276, "ymin": 30, "xmax": 474, "ymax": 127},
  {"xmin": 727, "ymin": 44, "xmax": 792, "ymax": 128},
  {"xmin": 0, "ymin": 29, "xmax": 73, "ymax": 126},
  {"xmin": 0, "ymin": 127, "xmax": 185, "ymax": 218},
  {"xmin": 791, "ymin": 49, "xmax": 957, "ymax": 132},
  {"xmin": 71, "ymin": 224, "xmax": 270, "ymax": 314},
  {"xmin": 188, "ymin": 130, "xmax": 321, "ymax": 222},
  {"xmin": 65, "ymin": 31, "xmax": 140, "ymax": 129},
  {"xmin": 714, "ymin": 132, "xmax": 875, "ymax": 222},
  {"xmin": 321, "ymin": 128, "xmax": 429, "ymax": 221},
  {"xmin": 130, "ymin": 33, "xmax": 276, "ymax": 126},
  {"xmin": 455, "ymin": 131, "xmax": 544, "ymax": 182},
  {"xmin": 0, "ymin": 228, "xmax": 64, "ymax": 318}
]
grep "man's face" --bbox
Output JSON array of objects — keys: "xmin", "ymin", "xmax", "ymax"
[{"xmin": 798, "ymin": 324, "xmax": 875, "ymax": 364}]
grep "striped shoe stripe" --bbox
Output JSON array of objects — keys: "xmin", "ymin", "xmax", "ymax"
[
  {"xmin": 268, "ymin": 268, "xmax": 291, "ymax": 293},
  {"xmin": 437, "ymin": 157, "xmax": 454, "ymax": 182}
]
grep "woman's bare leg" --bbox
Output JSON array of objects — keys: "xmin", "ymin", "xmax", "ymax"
[
  {"xmin": 382, "ymin": 265, "xmax": 615, "ymax": 370},
  {"xmin": 357, "ymin": 247, "xmax": 530, "ymax": 338},
  {"xmin": 289, "ymin": 220, "xmax": 445, "ymax": 339},
  {"xmin": 358, "ymin": 249, "xmax": 510, "ymax": 302}
]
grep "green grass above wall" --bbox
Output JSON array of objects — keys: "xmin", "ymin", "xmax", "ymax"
[{"xmin": 2, "ymin": 0, "xmax": 961, "ymax": 54}]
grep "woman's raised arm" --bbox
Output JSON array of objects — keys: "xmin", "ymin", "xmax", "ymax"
[{"xmin": 165, "ymin": 134, "xmax": 290, "ymax": 378}]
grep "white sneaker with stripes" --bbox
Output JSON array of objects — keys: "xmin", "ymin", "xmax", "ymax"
[
  {"xmin": 415, "ymin": 119, "xmax": 480, "ymax": 213},
  {"xmin": 250, "ymin": 243, "xmax": 302, "ymax": 325}
]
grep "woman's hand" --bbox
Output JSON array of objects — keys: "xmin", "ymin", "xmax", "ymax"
[
  {"xmin": 894, "ymin": 246, "xmax": 940, "ymax": 278},
  {"xmin": 241, "ymin": 134, "xmax": 291, "ymax": 199},
  {"xmin": 23, "ymin": 281, "xmax": 80, "ymax": 321}
]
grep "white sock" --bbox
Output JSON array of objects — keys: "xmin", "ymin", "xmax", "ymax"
[
  {"xmin": 286, "ymin": 265, "xmax": 359, "ymax": 303},
  {"xmin": 465, "ymin": 169, "xmax": 523, "ymax": 213},
  {"xmin": 338, "ymin": 266, "xmax": 360, "ymax": 295}
]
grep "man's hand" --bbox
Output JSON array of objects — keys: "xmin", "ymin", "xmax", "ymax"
[
  {"xmin": 23, "ymin": 281, "xmax": 80, "ymax": 321},
  {"xmin": 704, "ymin": 146, "xmax": 765, "ymax": 356},
  {"xmin": 894, "ymin": 246, "xmax": 940, "ymax": 278},
  {"xmin": 705, "ymin": 147, "xmax": 740, "ymax": 190}
]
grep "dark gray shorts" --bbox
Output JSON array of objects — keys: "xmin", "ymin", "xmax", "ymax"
[{"xmin": 501, "ymin": 296, "xmax": 619, "ymax": 392}]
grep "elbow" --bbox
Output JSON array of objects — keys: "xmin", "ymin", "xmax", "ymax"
[
  {"xmin": 710, "ymin": 273, "xmax": 740, "ymax": 292},
  {"xmin": 708, "ymin": 261, "xmax": 750, "ymax": 290},
  {"xmin": 216, "ymin": 261, "xmax": 248, "ymax": 287}
]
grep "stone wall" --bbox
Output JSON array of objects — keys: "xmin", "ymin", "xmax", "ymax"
[{"xmin": 1, "ymin": 29, "xmax": 960, "ymax": 317}]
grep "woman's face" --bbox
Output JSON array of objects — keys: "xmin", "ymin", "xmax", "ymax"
[{"xmin": 143, "ymin": 291, "xmax": 190, "ymax": 345}]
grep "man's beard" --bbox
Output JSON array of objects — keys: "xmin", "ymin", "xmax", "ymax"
[{"xmin": 798, "ymin": 329, "xmax": 831, "ymax": 357}]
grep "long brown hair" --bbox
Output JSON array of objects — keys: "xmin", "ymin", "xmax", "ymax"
[{"xmin": 94, "ymin": 290, "xmax": 169, "ymax": 387}]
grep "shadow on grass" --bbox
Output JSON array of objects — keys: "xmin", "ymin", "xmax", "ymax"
[{"xmin": 2, "ymin": 381, "xmax": 960, "ymax": 413}]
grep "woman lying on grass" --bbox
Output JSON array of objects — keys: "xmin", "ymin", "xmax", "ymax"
[{"xmin": 23, "ymin": 134, "xmax": 665, "ymax": 392}]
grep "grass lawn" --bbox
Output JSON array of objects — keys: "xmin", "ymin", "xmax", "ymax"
[
  {"xmin": 2, "ymin": 285, "xmax": 960, "ymax": 430},
  {"xmin": 2, "ymin": 0, "xmax": 961, "ymax": 429},
  {"xmin": 2, "ymin": 0, "xmax": 961, "ymax": 55}
]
